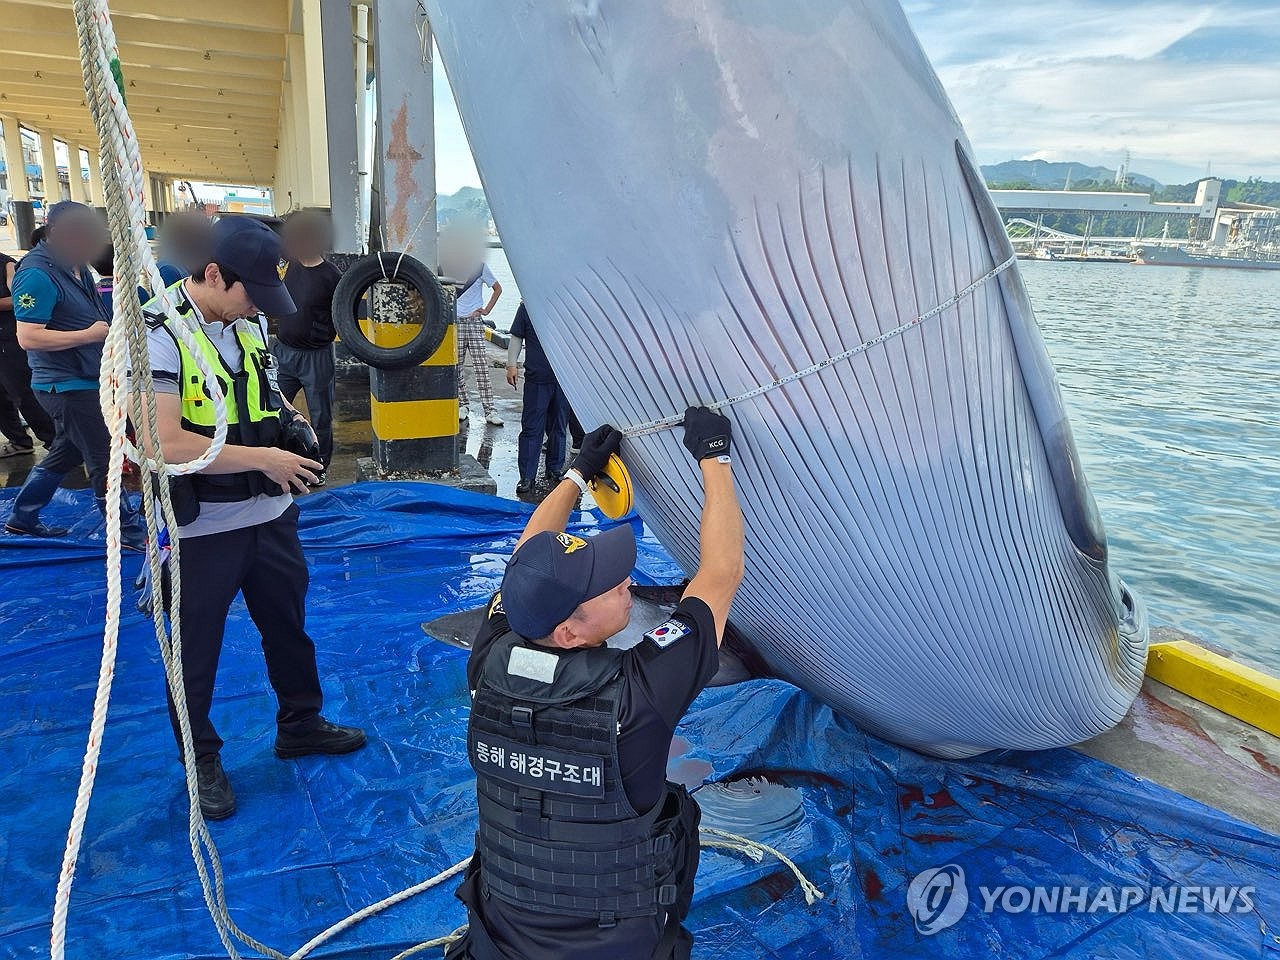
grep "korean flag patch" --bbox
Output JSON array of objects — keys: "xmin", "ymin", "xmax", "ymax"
[{"xmin": 644, "ymin": 619, "xmax": 691, "ymax": 649}]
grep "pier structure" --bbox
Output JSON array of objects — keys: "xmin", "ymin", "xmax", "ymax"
[{"xmin": 0, "ymin": 0, "xmax": 485, "ymax": 483}]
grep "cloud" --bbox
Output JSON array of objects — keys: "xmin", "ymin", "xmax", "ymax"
[
  {"xmin": 432, "ymin": 2, "xmax": 1280, "ymax": 189},
  {"xmin": 902, "ymin": 0, "xmax": 1280, "ymax": 181}
]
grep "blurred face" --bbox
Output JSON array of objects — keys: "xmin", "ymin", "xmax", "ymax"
[
  {"xmin": 283, "ymin": 212, "xmax": 331, "ymax": 261},
  {"xmin": 157, "ymin": 212, "xmax": 213, "ymax": 275},
  {"xmin": 436, "ymin": 220, "xmax": 487, "ymax": 281},
  {"xmin": 555, "ymin": 577, "xmax": 634, "ymax": 649},
  {"xmin": 48, "ymin": 210, "xmax": 110, "ymax": 267}
]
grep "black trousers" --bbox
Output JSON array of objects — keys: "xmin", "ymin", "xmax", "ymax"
[
  {"xmin": 35, "ymin": 389, "xmax": 111, "ymax": 494},
  {"xmin": 272, "ymin": 341, "xmax": 336, "ymax": 467},
  {"xmin": 0, "ymin": 339, "xmax": 55, "ymax": 447},
  {"xmin": 566, "ymin": 404, "xmax": 584, "ymax": 448},
  {"xmin": 518, "ymin": 379, "xmax": 568, "ymax": 482},
  {"xmin": 164, "ymin": 503, "xmax": 323, "ymax": 759}
]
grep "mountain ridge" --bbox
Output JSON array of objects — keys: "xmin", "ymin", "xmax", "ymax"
[{"xmin": 981, "ymin": 159, "xmax": 1162, "ymax": 190}]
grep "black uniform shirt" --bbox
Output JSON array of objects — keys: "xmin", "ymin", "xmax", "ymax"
[
  {"xmin": 276, "ymin": 259, "xmax": 342, "ymax": 349},
  {"xmin": 463, "ymin": 592, "xmax": 719, "ymax": 960},
  {"xmin": 508, "ymin": 303, "xmax": 557, "ymax": 385}
]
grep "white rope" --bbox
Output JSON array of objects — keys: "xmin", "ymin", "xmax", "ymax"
[
  {"xmin": 289, "ymin": 858, "xmax": 471, "ymax": 960},
  {"xmin": 376, "ymin": 828, "xmax": 828, "ymax": 959},
  {"xmin": 699, "ymin": 827, "xmax": 826, "ymax": 906},
  {"xmin": 54, "ymin": 7, "xmax": 234, "ymax": 960},
  {"xmin": 387, "ymin": 926, "xmax": 469, "ymax": 960},
  {"xmin": 374, "ymin": 197, "xmax": 438, "ymax": 282},
  {"xmin": 619, "ymin": 254, "xmax": 1017, "ymax": 438}
]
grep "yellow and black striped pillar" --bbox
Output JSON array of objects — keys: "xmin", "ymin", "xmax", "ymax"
[{"xmin": 363, "ymin": 285, "xmax": 460, "ymax": 473}]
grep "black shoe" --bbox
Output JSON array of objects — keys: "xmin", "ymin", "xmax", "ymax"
[
  {"xmin": 5, "ymin": 520, "xmax": 70, "ymax": 538},
  {"xmin": 195, "ymin": 755, "xmax": 236, "ymax": 820},
  {"xmin": 515, "ymin": 479, "xmax": 535, "ymax": 497},
  {"xmin": 274, "ymin": 717, "xmax": 367, "ymax": 759}
]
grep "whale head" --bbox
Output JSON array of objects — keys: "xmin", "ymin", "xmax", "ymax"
[{"xmin": 429, "ymin": 0, "xmax": 1148, "ymax": 756}]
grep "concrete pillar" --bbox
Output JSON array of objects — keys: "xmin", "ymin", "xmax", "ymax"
[
  {"xmin": 68, "ymin": 145, "xmax": 91, "ymax": 203},
  {"xmin": 321, "ymin": 0, "xmax": 362, "ymax": 253},
  {"xmin": 301, "ymin": 0, "xmax": 331, "ymax": 208},
  {"xmin": 2, "ymin": 116, "xmax": 30, "ymax": 202},
  {"xmin": 140, "ymin": 169, "xmax": 156, "ymax": 219},
  {"xmin": 359, "ymin": 0, "xmax": 467, "ymax": 480},
  {"xmin": 38, "ymin": 130, "xmax": 60, "ymax": 206},
  {"xmin": 83, "ymin": 141, "xmax": 106, "ymax": 208},
  {"xmin": 2, "ymin": 116, "xmax": 35, "ymax": 247},
  {"xmin": 285, "ymin": 34, "xmax": 315, "ymax": 208},
  {"xmin": 274, "ymin": 71, "xmax": 298, "ymax": 215},
  {"xmin": 374, "ymin": 5, "xmax": 435, "ymax": 264}
]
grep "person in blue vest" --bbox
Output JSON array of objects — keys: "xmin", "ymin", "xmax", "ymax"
[
  {"xmin": 4, "ymin": 201, "xmax": 145, "ymax": 549},
  {"xmin": 136, "ymin": 216, "xmax": 366, "ymax": 820},
  {"xmin": 448, "ymin": 408, "xmax": 744, "ymax": 960}
]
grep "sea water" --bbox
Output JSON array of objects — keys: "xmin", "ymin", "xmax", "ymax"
[
  {"xmin": 1025, "ymin": 261, "xmax": 1279, "ymax": 672},
  {"xmin": 487, "ymin": 250, "xmax": 1280, "ymax": 672}
]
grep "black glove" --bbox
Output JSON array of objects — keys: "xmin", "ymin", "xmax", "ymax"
[
  {"xmin": 571, "ymin": 425, "xmax": 622, "ymax": 481},
  {"xmin": 682, "ymin": 406, "xmax": 731, "ymax": 461}
]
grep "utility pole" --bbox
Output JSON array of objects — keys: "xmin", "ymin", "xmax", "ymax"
[{"xmin": 1115, "ymin": 150, "xmax": 1130, "ymax": 190}]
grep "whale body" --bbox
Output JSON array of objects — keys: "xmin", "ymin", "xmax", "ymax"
[{"xmin": 428, "ymin": 0, "xmax": 1149, "ymax": 757}]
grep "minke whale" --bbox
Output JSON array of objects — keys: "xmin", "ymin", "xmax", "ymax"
[{"xmin": 427, "ymin": 0, "xmax": 1149, "ymax": 757}]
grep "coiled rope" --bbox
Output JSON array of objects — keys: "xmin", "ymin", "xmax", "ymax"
[{"xmin": 619, "ymin": 253, "xmax": 1017, "ymax": 437}]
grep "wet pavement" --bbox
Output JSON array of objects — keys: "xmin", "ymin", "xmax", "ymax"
[
  {"xmin": 332, "ymin": 343, "xmax": 557, "ymax": 499},
  {"xmin": 1, "ymin": 339, "xmax": 557, "ymax": 506}
]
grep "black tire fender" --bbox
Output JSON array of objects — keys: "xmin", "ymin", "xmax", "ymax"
[{"xmin": 330, "ymin": 252, "xmax": 450, "ymax": 369}]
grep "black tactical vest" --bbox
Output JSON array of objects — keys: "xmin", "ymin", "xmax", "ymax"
[{"xmin": 468, "ymin": 631, "xmax": 693, "ymax": 928}]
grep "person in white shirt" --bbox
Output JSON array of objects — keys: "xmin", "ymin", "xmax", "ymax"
[{"xmin": 453, "ymin": 260, "xmax": 503, "ymax": 426}]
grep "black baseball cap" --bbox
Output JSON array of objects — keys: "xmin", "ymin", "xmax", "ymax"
[
  {"xmin": 501, "ymin": 526, "xmax": 637, "ymax": 638},
  {"xmin": 212, "ymin": 216, "xmax": 295, "ymax": 317}
]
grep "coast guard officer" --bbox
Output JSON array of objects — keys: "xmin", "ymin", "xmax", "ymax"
[{"xmin": 449, "ymin": 407, "xmax": 744, "ymax": 960}]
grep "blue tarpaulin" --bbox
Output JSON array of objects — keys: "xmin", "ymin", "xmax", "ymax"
[{"xmin": 1, "ymin": 483, "xmax": 1277, "ymax": 959}]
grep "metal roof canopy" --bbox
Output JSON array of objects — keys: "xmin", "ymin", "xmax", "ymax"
[{"xmin": 0, "ymin": 0, "xmax": 291, "ymax": 186}]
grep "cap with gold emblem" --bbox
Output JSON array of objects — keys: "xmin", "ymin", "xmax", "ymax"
[{"xmin": 501, "ymin": 526, "xmax": 637, "ymax": 638}]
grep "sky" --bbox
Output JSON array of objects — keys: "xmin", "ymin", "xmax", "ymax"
[{"xmin": 430, "ymin": 1, "xmax": 1280, "ymax": 193}]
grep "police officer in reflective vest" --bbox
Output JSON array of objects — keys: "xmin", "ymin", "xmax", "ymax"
[
  {"xmin": 136, "ymin": 217, "xmax": 365, "ymax": 820},
  {"xmin": 449, "ymin": 407, "xmax": 745, "ymax": 960}
]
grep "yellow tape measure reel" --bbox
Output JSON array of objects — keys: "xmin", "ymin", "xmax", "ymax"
[{"xmin": 589, "ymin": 453, "xmax": 634, "ymax": 519}]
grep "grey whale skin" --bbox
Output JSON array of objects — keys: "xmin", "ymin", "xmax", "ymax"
[{"xmin": 428, "ymin": 0, "xmax": 1149, "ymax": 757}]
